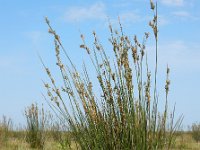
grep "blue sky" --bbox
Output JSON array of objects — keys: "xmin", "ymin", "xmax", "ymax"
[{"xmin": 0, "ymin": 0, "xmax": 200, "ymax": 128}]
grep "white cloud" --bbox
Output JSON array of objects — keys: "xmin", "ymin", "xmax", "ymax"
[
  {"xmin": 146, "ymin": 40, "xmax": 200, "ymax": 74},
  {"xmin": 0, "ymin": 53, "xmax": 28, "ymax": 75},
  {"xmin": 158, "ymin": 15, "xmax": 170, "ymax": 26},
  {"xmin": 119, "ymin": 12, "xmax": 141, "ymax": 24},
  {"xmin": 26, "ymin": 31, "xmax": 44, "ymax": 45},
  {"xmin": 63, "ymin": 2, "xmax": 106, "ymax": 23},
  {"xmin": 108, "ymin": 11, "xmax": 145, "ymax": 28},
  {"xmin": 172, "ymin": 11, "xmax": 199, "ymax": 20},
  {"xmin": 157, "ymin": 41, "xmax": 200, "ymax": 71},
  {"xmin": 172, "ymin": 11, "xmax": 190, "ymax": 17},
  {"xmin": 160, "ymin": 0, "xmax": 184, "ymax": 7},
  {"xmin": 25, "ymin": 31, "xmax": 50, "ymax": 50}
]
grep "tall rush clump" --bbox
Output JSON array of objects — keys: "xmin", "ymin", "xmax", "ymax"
[
  {"xmin": 42, "ymin": 0, "xmax": 182, "ymax": 149},
  {"xmin": 25, "ymin": 103, "xmax": 47, "ymax": 149}
]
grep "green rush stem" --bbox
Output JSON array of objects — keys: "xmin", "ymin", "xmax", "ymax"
[
  {"xmin": 153, "ymin": 2, "xmax": 158, "ymax": 136},
  {"xmin": 154, "ymin": 2, "xmax": 158, "ymax": 106}
]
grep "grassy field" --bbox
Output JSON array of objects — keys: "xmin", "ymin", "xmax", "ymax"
[
  {"xmin": 0, "ymin": 132, "xmax": 199, "ymax": 150},
  {"xmin": 0, "ymin": 131, "xmax": 77, "ymax": 150},
  {"xmin": 173, "ymin": 132, "xmax": 200, "ymax": 149}
]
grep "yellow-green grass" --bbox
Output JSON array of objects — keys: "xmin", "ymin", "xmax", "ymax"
[
  {"xmin": 1, "ymin": 134, "xmax": 78, "ymax": 150},
  {"xmin": 172, "ymin": 132, "xmax": 200, "ymax": 150},
  {"xmin": 1, "ymin": 131, "xmax": 200, "ymax": 150}
]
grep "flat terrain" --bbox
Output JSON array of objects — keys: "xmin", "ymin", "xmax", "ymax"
[
  {"xmin": 172, "ymin": 132, "xmax": 200, "ymax": 150},
  {"xmin": 0, "ymin": 132, "xmax": 200, "ymax": 150}
]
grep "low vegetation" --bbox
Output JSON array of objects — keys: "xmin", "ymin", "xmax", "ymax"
[
  {"xmin": 0, "ymin": 115, "xmax": 12, "ymax": 148},
  {"xmin": 190, "ymin": 122, "xmax": 200, "ymax": 143},
  {"xmin": 1, "ymin": 0, "xmax": 200, "ymax": 149},
  {"xmin": 0, "ymin": 121, "xmax": 200, "ymax": 150}
]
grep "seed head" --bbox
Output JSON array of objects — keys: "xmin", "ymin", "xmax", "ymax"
[
  {"xmin": 45, "ymin": 17, "xmax": 50, "ymax": 24},
  {"xmin": 167, "ymin": 66, "xmax": 170, "ymax": 74},
  {"xmin": 150, "ymin": 0, "xmax": 155, "ymax": 10}
]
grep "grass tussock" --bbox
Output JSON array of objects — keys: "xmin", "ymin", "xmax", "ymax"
[
  {"xmin": 24, "ymin": 103, "xmax": 50, "ymax": 149},
  {"xmin": 190, "ymin": 122, "xmax": 200, "ymax": 143},
  {"xmin": 40, "ymin": 0, "xmax": 183, "ymax": 149},
  {"xmin": 0, "ymin": 115, "xmax": 12, "ymax": 147}
]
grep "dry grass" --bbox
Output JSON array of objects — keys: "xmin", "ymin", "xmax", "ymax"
[
  {"xmin": 0, "ymin": 129, "xmax": 77, "ymax": 150},
  {"xmin": 0, "ymin": 131, "xmax": 199, "ymax": 150},
  {"xmin": 172, "ymin": 132, "xmax": 200, "ymax": 150}
]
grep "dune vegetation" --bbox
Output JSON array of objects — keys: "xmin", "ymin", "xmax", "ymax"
[{"xmin": 1, "ymin": 0, "xmax": 200, "ymax": 149}]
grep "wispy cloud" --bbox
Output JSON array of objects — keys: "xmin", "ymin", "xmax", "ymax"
[
  {"xmin": 119, "ymin": 11, "xmax": 141, "ymax": 24},
  {"xmin": 63, "ymin": 2, "xmax": 106, "ymax": 23},
  {"xmin": 26, "ymin": 31, "xmax": 44, "ymax": 45},
  {"xmin": 147, "ymin": 40, "xmax": 200, "ymax": 73},
  {"xmin": 160, "ymin": 0, "xmax": 184, "ymax": 7},
  {"xmin": 172, "ymin": 11, "xmax": 198, "ymax": 20},
  {"xmin": 158, "ymin": 15, "xmax": 170, "ymax": 26},
  {"xmin": 0, "ymin": 53, "xmax": 28, "ymax": 74},
  {"xmin": 24, "ymin": 31, "xmax": 50, "ymax": 50},
  {"xmin": 105, "ymin": 11, "xmax": 144, "ymax": 29},
  {"xmin": 173, "ymin": 11, "xmax": 190, "ymax": 17},
  {"xmin": 157, "ymin": 40, "xmax": 200, "ymax": 71}
]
